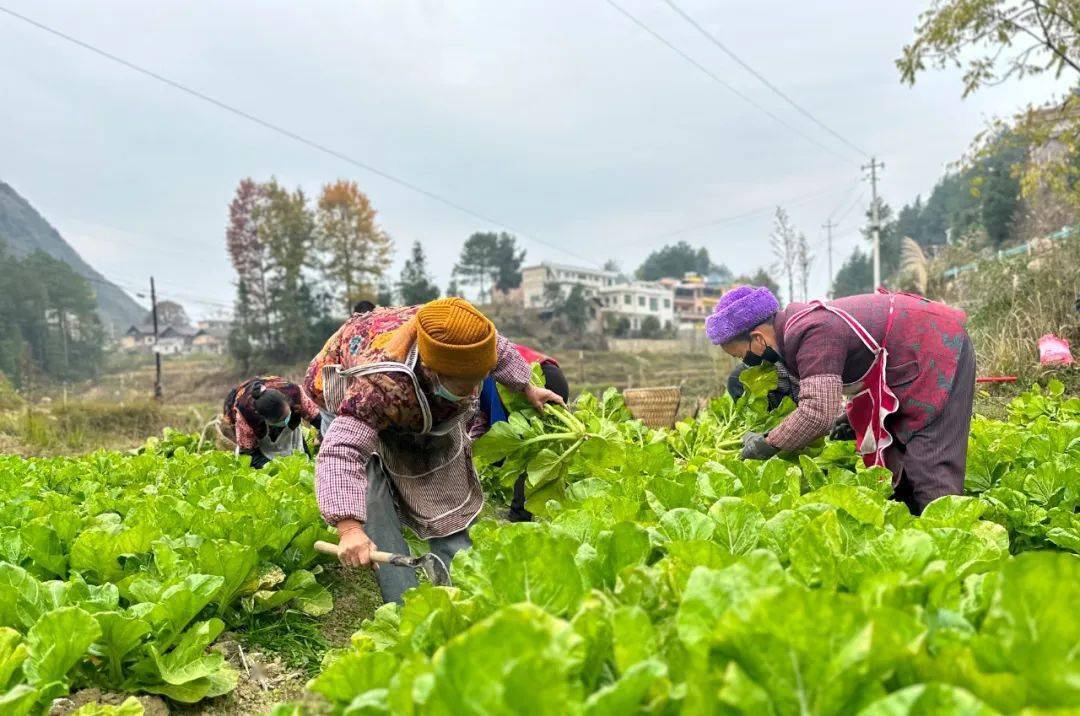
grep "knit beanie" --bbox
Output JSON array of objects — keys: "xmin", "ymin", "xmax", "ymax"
[
  {"xmin": 705, "ymin": 285, "xmax": 780, "ymax": 345},
  {"xmin": 415, "ymin": 298, "xmax": 497, "ymax": 378}
]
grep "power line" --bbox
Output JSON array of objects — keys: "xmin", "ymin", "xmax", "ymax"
[
  {"xmin": 0, "ymin": 4, "xmax": 602, "ymax": 268},
  {"xmin": 58, "ymin": 216, "xmax": 224, "ymax": 257},
  {"xmin": 602, "ymin": 0, "xmax": 855, "ymax": 164},
  {"xmin": 825, "ymin": 185, "xmax": 859, "ymax": 221},
  {"xmin": 832, "ymin": 193, "xmax": 865, "ymax": 225},
  {"xmin": 660, "ymin": 0, "xmax": 869, "ymax": 159},
  {"xmin": 81, "ymin": 273, "xmax": 234, "ymax": 310},
  {"xmin": 627, "ymin": 180, "xmax": 857, "ymax": 249}
]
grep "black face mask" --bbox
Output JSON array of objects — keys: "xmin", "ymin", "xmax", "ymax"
[{"xmin": 742, "ymin": 344, "xmax": 783, "ymax": 367}]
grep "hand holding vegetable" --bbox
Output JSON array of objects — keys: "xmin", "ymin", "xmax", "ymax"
[
  {"xmin": 741, "ymin": 431, "xmax": 780, "ymax": 460},
  {"xmin": 523, "ymin": 383, "xmax": 566, "ymax": 412},
  {"xmin": 336, "ymin": 520, "xmax": 377, "ymax": 568}
]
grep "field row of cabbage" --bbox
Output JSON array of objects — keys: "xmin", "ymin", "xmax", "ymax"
[{"xmin": 1, "ymin": 374, "xmax": 1078, "ymax": 714}]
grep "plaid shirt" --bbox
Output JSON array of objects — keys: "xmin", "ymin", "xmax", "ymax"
[
  {"xmin": 315, "ymin": 335, "xmax": 531, "ymax": 530},
  {"xmin": 766, "ymin": 374, "xmax": 842, "ymax": 451}
]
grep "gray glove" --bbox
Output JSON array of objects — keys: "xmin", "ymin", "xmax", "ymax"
[{"xmin": 741, "ymin": 431, "xmax": 780, "ymax": 460}]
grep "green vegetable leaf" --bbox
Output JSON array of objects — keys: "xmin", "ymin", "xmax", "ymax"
[
  {"xmin": 0, "ymin": 627, "xmax": 28, "ymax": 690},
  {"xmin": 24, "ymin": 606, "xmax": 101, "ymax": 701}
]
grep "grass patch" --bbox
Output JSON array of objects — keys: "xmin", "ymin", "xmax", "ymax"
[
  {"xmin": 0, "ymin": 400, "xmax": 217, "ymax": 455},
  {"xmin": 238, "ymin": 610, "xmax": 331, "ymax": 677}
]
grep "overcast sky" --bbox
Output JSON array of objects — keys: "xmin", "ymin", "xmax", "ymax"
[{"xmin": 1, "ymin": 0, "xmax": 1068, "ymax": 318}]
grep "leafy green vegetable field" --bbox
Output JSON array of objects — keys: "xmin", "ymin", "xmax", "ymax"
[
  {"xmin": 1, "ymin": 375, "xmax": 1078, "ymax": 714},
  {"xmin": 0, "ymin": 450, "xmax": 336, "ymax": 714},
  {"xmin": 306, "ymin": 378, "xmax": 1079, "ymax": 715}
]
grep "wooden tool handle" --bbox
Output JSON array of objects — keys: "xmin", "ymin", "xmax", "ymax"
[{"xmin": 314, "ymin": 540, "xmax": 393, "ymax": 564}]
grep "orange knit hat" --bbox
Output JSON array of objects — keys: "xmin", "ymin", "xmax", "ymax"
[{"xmin": 412, "ymin": 298, "xmax": 497, "ymax": 378}]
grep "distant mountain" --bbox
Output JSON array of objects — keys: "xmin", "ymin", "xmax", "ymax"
[{"xmin": 0, "ymin": 181, "xmax": 144, "ymax": 333}]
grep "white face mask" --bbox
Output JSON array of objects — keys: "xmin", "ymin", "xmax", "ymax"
[
  {"xmin": 266, "ymin": 411, "xmax": 291, "ymax": 428},
  {"xmin": 433, "ymin": 376, "xmax": 472, "ymax": 403}
]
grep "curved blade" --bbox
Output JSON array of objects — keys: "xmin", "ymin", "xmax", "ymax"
[{"xmin": 416, "ymin": 553, "xmax": 452, "ymax": 587}]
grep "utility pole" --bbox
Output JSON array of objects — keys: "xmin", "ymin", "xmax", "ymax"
[
  {"xmin": 822, "ymin": 219, "xmax": 836, "ymax": 298},
  {"xmin": 150, "ymin": 276, "xmax": 163, "ymax": 400},
  {"xmin": 862, "ymin": 157, "xmax": 884, "ymax": 289},
  {"xmin": 59, "ymin": 309, "xmax": 70, "ymax": 407}
]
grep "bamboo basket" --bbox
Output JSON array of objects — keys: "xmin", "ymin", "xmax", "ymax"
[{"xmin": 622, "ymin": 386, "xmax": 682, "ymax": 429}]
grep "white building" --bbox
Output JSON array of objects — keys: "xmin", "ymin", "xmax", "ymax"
[
  {"xmin": 521, "ymin": 263, "xmax": 619, "ymax": 308},
  {"xmin": 599, "ymin": 282, "xmax": 676, "ymax": 332}
]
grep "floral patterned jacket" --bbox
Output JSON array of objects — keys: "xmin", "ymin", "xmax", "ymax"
[
  {"xmin": 222, "ymin": 376, "xmax": 321, "ymax": 451},
  {"xmin": 308, "ymin": 306, "xmax": 533, "ymax": 532}
]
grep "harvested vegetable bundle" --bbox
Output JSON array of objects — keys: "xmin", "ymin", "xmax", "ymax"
[{"xmin": 473, "ymin": 387, "xmax": 632, "ymax": 515}]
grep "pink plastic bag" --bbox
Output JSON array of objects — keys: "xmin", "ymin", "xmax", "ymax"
[{"xmin": 1038, "ymin": 334, "xmax": 1074, "ymax": 365}]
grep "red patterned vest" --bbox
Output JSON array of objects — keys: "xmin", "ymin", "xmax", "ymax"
[{"xmin": 776, "ymin": 292, "xmax": 968, "ymax": 443}]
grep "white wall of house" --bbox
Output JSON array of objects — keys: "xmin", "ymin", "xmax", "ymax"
[
  {"xmin": 598, "ymin": 282, "xmax": 675, "ymax": 331},
  {"xmin": 521, "ymin": 263, "xmax": 619, "ymax": 308},
  {"xmin": 155, "ymin": 336, "xmax": 190, "ymax": 355}
]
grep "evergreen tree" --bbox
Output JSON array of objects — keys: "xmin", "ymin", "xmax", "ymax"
[
  {"xmin": 733, "ymin": 268, "xmax": 782, "ymax": 298},
  {"xmin": 228, "ymin": 279, "xmax": 255, "ymax": 374},
  {"xmin": 261, "ymin": 180, "xmax": 319, "ymax": 361},
  {"xmin": 0, "ymin": 240, "xmax": 104, "ymax": 385},
  {"xmin": 452, "ymin": 232, "xmax": 525, "ymax": 302},
  {"xmin": 832, "ymin": 201, "xmax": 903, "ymax": 297},
  {"xmin": 831, "ymin": 248, "xmax": 873, "ymax": 298},
  {"xmin": 398, "ymin": 242, "xmax": 441, "ymax": 305},
  {"xmin": 225, "ymin": 178, "xmax": 272, "ymax": 351},
  {"xmin": 637, "ymin": 241, "xmax": 730, "ymax": 281},
  {"xmin": 376, "ymin": 280, "xmax": 396, "ymax": 307},
  {"xmin": 547, "ymin": 284, "xmax": 589, "ymax": 335},
  {"xmin": 493, "ymin": 233, "xmax": 526, "ymax": 293}
]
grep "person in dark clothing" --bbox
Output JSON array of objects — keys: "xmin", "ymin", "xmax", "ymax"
[
  {"xmin": 223, "ymin": 377, "xmax": 323, "ymax": 468},
  {"xmin": 707, "ymin": 285, "xmax": 975, "ymax": 515},
  {"xmin": 476, "ymin": 345, "xmax": 570, "ymax": 522}
]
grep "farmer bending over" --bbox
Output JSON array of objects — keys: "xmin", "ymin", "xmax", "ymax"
[
  {"xmin": 222, "ymin": 377, "xmax": 322, "ymax": 468},
  {"xmin": 305, "ymin": 298, "xmax": 563, "ymax": 604},
  {"xmin": 707, "ymin": 285, "xmax": 975, "ymax": 515}
]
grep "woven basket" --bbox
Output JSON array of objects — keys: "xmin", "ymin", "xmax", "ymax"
[{"xmin": 623, "ymin": 386, "xmax": 682, "ymax": 429}]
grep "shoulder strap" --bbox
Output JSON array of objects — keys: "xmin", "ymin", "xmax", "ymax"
[
  {"xmin": 782, "ymin": 300, "xmax": 827, "ymax": 333},
  {"xmin": 784, "ymin": 299, "xmax": 881, "ymax": 354},
  {"xmin": 339, "ymin": 342, "xmax": 432, "ymax": 433}
]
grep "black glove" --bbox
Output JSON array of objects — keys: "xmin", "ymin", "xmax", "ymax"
[
  {"xmin": 245, "ymin": 449, "xmax": 271, "ymax": 469},
  {"xmin": 741, "ymin": 431, "xmax": 780, "ymax": 460},
  {"xmin": 829, "ymin": 414, "xmax": 856, "ymax": 441}
]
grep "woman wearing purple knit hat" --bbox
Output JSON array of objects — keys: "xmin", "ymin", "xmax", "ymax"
[{"xmin": 706, "ymin": 284, "xmax": 975, "ymax": 515}]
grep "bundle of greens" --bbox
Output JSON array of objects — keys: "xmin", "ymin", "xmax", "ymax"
[
  {"xmin": 473, "ymin": 387, "xmax": 635, "ymax": 516},
  {"xmin": 666, "ymin": 364, "xmax": 798, "ymax": 464},
  {"xmin": 476, "ymin": 364, "xmax": 800, "ymax": 514}
]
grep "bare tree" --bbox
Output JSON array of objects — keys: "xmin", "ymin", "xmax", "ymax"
[
  {"xmin": 796, "ymin": 230, "xmax": 814, "ymax": 301},
  {"xmin": 770, "ymin": 207, "xmax": 799, "ymax": 304}
]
